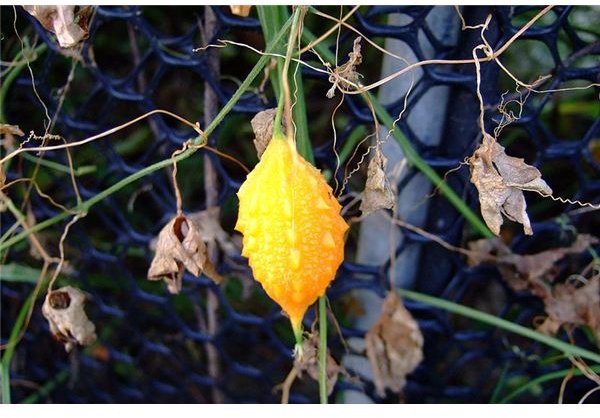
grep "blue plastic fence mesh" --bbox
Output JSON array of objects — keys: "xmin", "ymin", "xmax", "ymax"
[{"xmin": 1, "ymin": 5, "xmax": 599, "ymax": 403}]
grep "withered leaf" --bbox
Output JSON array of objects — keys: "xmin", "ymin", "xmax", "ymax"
[
  {"xmin": 293, "ymin": 331, "xmax": 341, "ymax": 395},
  {"xmin": 467, "ymin": 233, "xmax": 600, "ymax": 345},
  {"xmin": 469, "ymin": 134, "xmax": 552, "ymax": 236},
  {"xmin": 0, "ymin": 124, "xmax": 24, "ymax": 137},
  {"xmin": 187, "ymin": 206, "xmax": 238, "ymax": 257},
  {"xmin": 24, "ymin": 6, "xmax": 92, "ymax": 48},
  {"xmin": 250, "ymin": 108, "xmax": 285, "ymax": 159},
  {"xmin": 466, "ymin": 236, "xmax": 504, "ymax": 267},
  {"xmin": 365, "ymin": 292, "xmax": 423, "ymax": 398},
  {"xmin": 229, "ymin": 5, "xmax": 252, "ymax": 17},
  {"xmin": 327, "ymin": 37, "xmax": 363, "ymax": 98},
  {"xmin": 1, "ymin": 124, "xmax": 24, "ymax": 159},
  {"xmin": 505, "ymin": 234, "xmax": 597, "ymax": 284},
  {"xmin": 360, "ymin": 149, "xmax": 395, "ymax": 216},
  {"xmin": 537, "ymin": 275, "xmax": 600, "ymax": 345},
  {"xmin": 468, "ymin": 234, "xmax": 598, "ymax": 291},
  {"xmin": 148, "ymin": 214, "xmax": 222, "ymax": 294},
  {"xmin": 42, "ymin": 286, "xmax": 97, "ymax": 352}
]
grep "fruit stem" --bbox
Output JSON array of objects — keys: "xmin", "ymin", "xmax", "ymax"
[
  {"xmin": 292, "ymin": 321, "xmax": 304, "ymax": 359},
  {"xmin": 273, "ymin": 6, "xmax": 304, "ymax": 139},
  {"xmin": 318, "ymin": 295, "xmax": 328, "ymax": 404},
  {"xmin": 273, "ymin": 86, "xmax": 285, "ymax": 139}
]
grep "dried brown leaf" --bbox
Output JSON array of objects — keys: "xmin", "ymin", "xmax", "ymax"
[
  {"xmin": 467, "ymin": 234, "xmax": 600, "ymax": 344},
  {"xmin": 293, "ymin": 331, "xmax": 341, "ymax": 395},
  {"xmin": 1, "ymin": 124, "xmax": 24, "ymax": 158},
  {"xmin": 506, "ymin": 235, "xmax": 597, "ymax": 282},
  {"xmin": 327, "ymin": 37, "xmax": 363, "ymax": 98},
  {"xmin": 250, "ymin": 108, "xmax": 285, "ymax": 159},
  {"xmin": 23, "ymin": 6, "xmax": 92, "ymax": 48},
  {"xmin": 360, "ymin": 149, "xmax": 395, "ymax": 216},
  {"xmin": 42, "ymin": 286, "xmax": 97, "ymax": 352},
  {"xmin": 187, "ymin": 206, "xmax": 238, "ymax": 257},
  {"xmin": 365, "ymin": 292, "xmax": 423, "ymax": 398},
  {"xmin": 469, "ymin": 134, "xmax": 552, "ymax": 236},
  {"xmin": 229, "ymin": 5, "xmax": 252, "ymax": 17},
  {"xmin": 466, "ymin": 237, "xmax": 505, "ymax": 266},
  {"xmin": 148, "ymin": 214, "xmax": 222, "ymax": 293},
  {"xmin": 468, "ymin": 234, "xmax": 598, "ymax": 291},
  {"xmin": 0, "ymin": 124, "xmax": 25, "ymax": 137},
  {"xmin": 538, "ymin": 275, "xmax": 600, "ymax": 344}
]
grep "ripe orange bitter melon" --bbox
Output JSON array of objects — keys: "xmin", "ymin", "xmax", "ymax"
[{"xmin": 235, "ymin": 132, "xmax": 348, "ymax": 338}]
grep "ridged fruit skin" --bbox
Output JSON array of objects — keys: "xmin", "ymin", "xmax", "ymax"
[{"xmin": 235, "ymin": 133, "xmax": 348, "ymax": 333}]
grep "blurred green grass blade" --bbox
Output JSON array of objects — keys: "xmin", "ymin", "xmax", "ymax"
[
  {"xmin": 399, "ymin": 288, "xmax": 600, "ymax": 364},
  {"xmin": 257, "ymin": 6, "xmax": 284, "ymax": 99},
  {"xmin": 20, "ymin": 153, "xmax": 97, "ymax": 176},
  {"xmin": 1, "ymin": 293, "xmax": 35, "ymax": 403},
  {"xmin": 0, "ymin": 43, "xmax": 47, "ymax": 124},
  {"xmin": 0, "ymin": 263, "xmax": 42, "ymax": 284},
  {"xmin": 497, "ymin": 365, "xmax": 600, "ymax": 403},
  {"xmin": 489, "ymin": 363, "xmax": 510, "ymax": 403},
  {"xmin": 20, "ymin": 369, "xmax": 69, "ymax": 404}
]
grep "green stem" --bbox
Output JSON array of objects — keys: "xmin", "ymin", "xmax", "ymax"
[
  {"xmin": 257, "ymin": 6, "xmax": 284, "ymax": 99},
  {"xmin": 20, "ymin": 152, "xmax": 96, "ymax": 176},
  {"xmin": 0, "ymin": 43, "xmax": 47, "ymax": 124},
  {"xmin": 0, "ymin": 42, "xmax": 48, "ymax": 183},
  {"xmin": 1, "ymin": 191, "xmax": 32, "ymax": 227},
  {"xmin": 273, "ymin": 93, "xmax": 285, "ymax": 138},
  {"xmin": 258, "ymin": 6, "xmax": 285, "ymax": 136},
  {"xmin": 293, "ymin": 324, "xmax": 303, "ymax": 347},
  {"xmin": 497, "ymin": 365, "xmax": 600, "ymax": 403},
  {"xmin": 1, "ymin": 292, "xmax": 34, "ymax": 404},
  {"xmin": 0, "ymin": 221, "xmax": 21, "ymax": 244},
  {"xmin": 278, "ymin": 7, "xmax": 302, "ymax": 136},
  {"xmin": 0, "ymin": 15, "xmax": 294, "ymax": 254},
  {"xmin": 0, "ymin": 194, "xmax": 54, "ymax": 404},
  {"xmin": 319, "ymin": 295, "xmax": 328, "ymax": 404},
  {"xmin": 338, "ymin": 125, "xmax": 367, "ymax": 165},
  {"xmin": 20, "ymin": 369, "xmax": 69, "ymax": 404},
  {"xmin": 258, "ymin": 6, "xmax": 314, "ymax": 163},
  {"xmin": 398, "ymin": 288, "xmax": 600, "ymax": 364},
  {"xmin": 300, "ymin": 27, "xmax": 493, "ymax": 238},
  {"xmin": 489, "ymin": 363, "xmax": 510, "ymax": 403}
]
